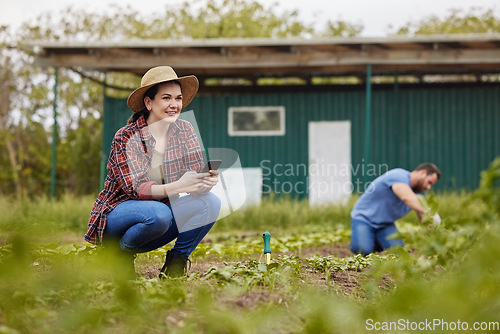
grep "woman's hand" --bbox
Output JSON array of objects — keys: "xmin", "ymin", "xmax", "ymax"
[
  {"xmin": 175, "ymin": 171, "xmax": 208, "ymax": 193},
  {"xmin": 190, "ymin": 170, "xmax": 219, "ymax": 196},
  {"xmin": 203, "ymin": 170, "xmax": 219, "ymax": 188},
  {"xmin": 155, "ymin": 170, "xmax": 220, "ymax": 199}
]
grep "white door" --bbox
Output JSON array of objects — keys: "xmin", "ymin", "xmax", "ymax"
[{"xmin": 308, "ymin": 121, "xmax": 352, "ymax": 206}]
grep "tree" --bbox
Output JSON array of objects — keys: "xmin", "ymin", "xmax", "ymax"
[
  {"xmin": 1, "ymin": 0, "xmax": 363, "ymax": 198},
  {"xmin": 0, "ymin": 26, "xmax": 25, "ymax": 198},
  {"xmin": 57, "ymin": 117, "xmax": 102, "ymax": 194},
  {"xmin": 2, "ymin": 10, "xmax": 109, "ymax": 198},
  {"xmin": 177, "ymin": 0, "xmax": 314, "ymax": 38},
  {"xmin": 396, "ymin": 7, "xmax": 500, "ymax": 35},
  {"xmin": 324, "ymin": 20, "xmax": 363, "ymax": 38}
]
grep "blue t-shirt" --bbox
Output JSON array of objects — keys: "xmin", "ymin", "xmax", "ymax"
[{"xmin": 351, "ymin": 168, "xmax": 413, "ymax": 227}]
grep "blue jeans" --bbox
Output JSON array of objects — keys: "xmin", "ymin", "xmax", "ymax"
[
  {"xmin": 349, "ymin": 219, "xmax": 404, "ymax": 256},
  {"xmin": 104, "ymin": 193, "xmax": 221, "ymax": 258}
]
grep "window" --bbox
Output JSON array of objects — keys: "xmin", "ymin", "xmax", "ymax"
[{"xmin": 228, "ymin": 106, "xmax": 285, "ymax": 136}]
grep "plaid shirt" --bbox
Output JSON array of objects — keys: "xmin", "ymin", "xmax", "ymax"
[{"xmin": 84, "ymin": 115, "xmax": 205, "ymax": 245}]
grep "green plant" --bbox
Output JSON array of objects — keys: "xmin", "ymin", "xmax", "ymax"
[{"xmin": 1, "ymin": 158, "xmax": 499, "ymax": 334}]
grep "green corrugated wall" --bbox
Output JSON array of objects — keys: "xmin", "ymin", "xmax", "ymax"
[{"xmin": 103, "ymin": 84, "xmax": 500, "ymax": 196}]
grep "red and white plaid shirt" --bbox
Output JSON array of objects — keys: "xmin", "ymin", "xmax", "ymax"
[{"xmin": 85, "ymin": 115, "xmax": 205, "ymax": 245}]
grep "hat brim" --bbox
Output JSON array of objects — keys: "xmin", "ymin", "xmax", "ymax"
[{"xmin": 127, "ymin": 75, "xmax": 199, "ymax": 113}]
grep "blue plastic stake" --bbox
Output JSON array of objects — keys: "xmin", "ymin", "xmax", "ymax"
[{"xmin": 263, "ymin": 232, "xmax": 271, "ymax": 265}]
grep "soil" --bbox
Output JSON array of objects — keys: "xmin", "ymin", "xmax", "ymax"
[{"xmin": 135, "ymin": 241, "xmax": 367, "ymax": 302}]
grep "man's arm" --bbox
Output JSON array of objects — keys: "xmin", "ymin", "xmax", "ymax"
[{"xmin": 391, "ymin": 183, "xmax": 425, "ymax": 222}]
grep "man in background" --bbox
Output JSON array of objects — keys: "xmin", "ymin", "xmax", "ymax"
[{"xmin": 349, "ymin": 163, "xmax": 441, "ymax": 256}]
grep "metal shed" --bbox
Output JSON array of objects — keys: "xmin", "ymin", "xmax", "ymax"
[{"xmin": 27, "ymin": 34, "xmax": 500, "ymax": 202}]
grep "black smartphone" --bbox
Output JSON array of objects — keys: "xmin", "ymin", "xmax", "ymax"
[{"xmin": 201, "ymin": 160, "xmax": 222, "ymax": 173}]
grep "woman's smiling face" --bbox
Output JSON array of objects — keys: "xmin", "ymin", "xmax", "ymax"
[{"xmin": 144, "ymin": 81, "xmax": 183, "ymax": 125}]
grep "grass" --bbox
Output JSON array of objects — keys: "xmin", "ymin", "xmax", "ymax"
[
  {"xmin": 0, "ymin": 194, "xmax": 95, "ymax": 245},
  {"xmin": 212, "ymin": 193, "xmax": 356, "ymax": 233},
  {"xmin": 0, "ymin": 193, "xmax": 355, "ymax": 245},
  {"xmin": 0, "ymin": 187, "xmax": 499, "ymax": 333}
]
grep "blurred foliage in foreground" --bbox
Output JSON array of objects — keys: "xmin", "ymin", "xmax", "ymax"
[{"xmin": 0, "ymin": 157, "xmax": 499, "ymax": 333}]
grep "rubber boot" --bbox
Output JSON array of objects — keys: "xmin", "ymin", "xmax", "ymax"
[{"xmin": 159, "ymin": 250, "xmax": 189, "ymax": 278}]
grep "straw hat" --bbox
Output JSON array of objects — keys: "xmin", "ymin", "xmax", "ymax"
[{"xmin": 127, "ymin": 66, "xmax": 199, "ymax": 112}]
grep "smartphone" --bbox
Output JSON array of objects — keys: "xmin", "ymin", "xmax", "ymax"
[{"xmin": 201, "ymin": 160, "xmax": 222, "ymax": 173}]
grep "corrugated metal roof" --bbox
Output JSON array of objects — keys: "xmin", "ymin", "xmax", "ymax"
[{"xmin": 24, "ymin": 34, "xmax": 500, "ymax": 80}]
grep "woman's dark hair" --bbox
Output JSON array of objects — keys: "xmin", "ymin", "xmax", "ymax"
[{"xmin": 127, "ymin": 80, "xmax": 182, "ymax": 124}]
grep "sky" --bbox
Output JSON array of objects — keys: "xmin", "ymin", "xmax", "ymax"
[{"xmin": 1, "ymin": 0, "xmax": 499, "ymax": 36}]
